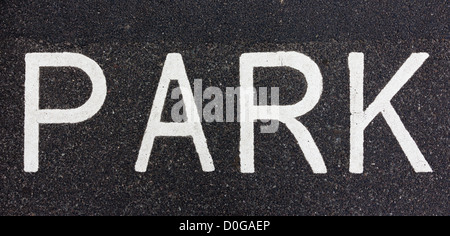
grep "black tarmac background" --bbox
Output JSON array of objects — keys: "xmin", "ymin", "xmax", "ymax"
[{"xmin": 0, "ymin": 1, "xmax": 448, "ymax": 215}]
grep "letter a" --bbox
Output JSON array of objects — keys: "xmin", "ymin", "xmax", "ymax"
[
  {"xmin": 349, "ymin": 52, "xmax": 433, "ymax": 173},
  {"xmin": 135, "ymin": 53, "xmax": 215, "ymax": 172}
]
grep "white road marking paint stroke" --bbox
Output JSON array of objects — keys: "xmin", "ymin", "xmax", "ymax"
[
  {"xmin": 239, "ymin": 52, "xmax": 327, "ymax": 174},
  {"xmin": 24, "ymin": 53, "xmax": 107, "ymax": 172},
  {"xmin": 349, "ymin": 52, "xmax": 433, "ymax": 173},
  {"xmin": 135, "ymin": 53, "xmax": 215, "ymax": 172}
]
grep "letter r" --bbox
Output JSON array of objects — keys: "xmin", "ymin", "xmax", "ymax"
[{"xmin": 239, "ymin": 52, "xmax": 327, "ymax": 173}]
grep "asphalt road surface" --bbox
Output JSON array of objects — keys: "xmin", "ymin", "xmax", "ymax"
[{"xmin": 0, "ymin": 1, "xmax": 448, "ymax": 215}]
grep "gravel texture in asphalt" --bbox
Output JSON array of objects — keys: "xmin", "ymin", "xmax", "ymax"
[{"xmin": 0, "ymin": 0, "xmax": 448, "ymax": 215}]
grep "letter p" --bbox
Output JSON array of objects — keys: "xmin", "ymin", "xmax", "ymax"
[{"xmin": 24, "ymin": 53, "xmax": 107, "ymax": 172}]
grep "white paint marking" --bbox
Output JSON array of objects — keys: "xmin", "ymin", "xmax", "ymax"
[
  {"xmin": 24, "ymin": 53, "xmax": 107, "ymax": 172},
  {"xmin": 135, "ymin": 53, "xmax": 215, "ymax": 172},
  {"xmin": 349, "ymin": 52, "xmax": 433, "ymax": 173},
  {"xmin": 239, "ymin": 52, "xmax": 327, "ymax": 173}
]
